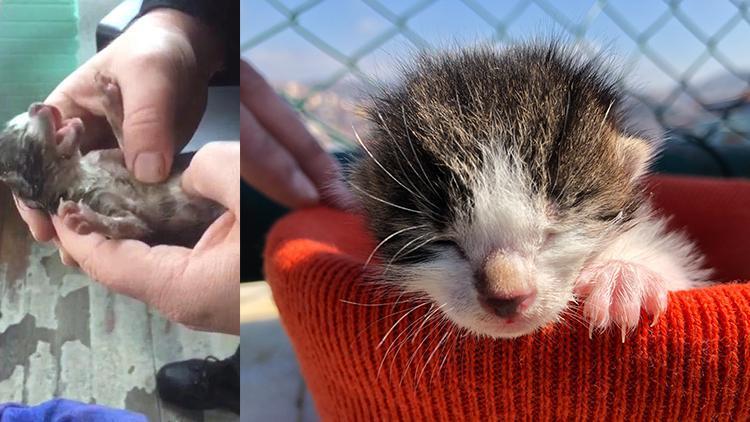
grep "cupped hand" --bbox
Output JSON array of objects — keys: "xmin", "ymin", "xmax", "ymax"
[
  {"xmin": 51, "ymin": 142, "xmax": 240, "ymax": 334},
  {"xmin": 17, "ymin": 8, "xmax": 223, "ymax": 248}
]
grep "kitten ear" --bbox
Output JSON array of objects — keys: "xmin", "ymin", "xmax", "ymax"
[{"xmin": 616, "ymin": 136, "xmax": 654, "ymax": 182}]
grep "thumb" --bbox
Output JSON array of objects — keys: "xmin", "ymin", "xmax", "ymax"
[
  {"xmin": 182, "ymin": 142, "xmax": 240, "ymax": 215},
  {"xmin": 118, "ymin": 63, "xmax": 178, "ymax": 183}
]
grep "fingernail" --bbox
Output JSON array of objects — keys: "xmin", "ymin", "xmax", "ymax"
[
  {"xmin": 134, "ymin": 152, "xmax": 165, "ymax": 183},
  {"xmin": 291, "ymin": 172, "xmax": 319, "ymax": 205}
]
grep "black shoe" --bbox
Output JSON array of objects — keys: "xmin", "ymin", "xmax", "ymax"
[{"xmin": 156, "ymin": 355, "xmax": 240, "ymax": 414}]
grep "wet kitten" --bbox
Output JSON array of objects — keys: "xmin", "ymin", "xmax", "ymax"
[{"xmin": 0, "ymin": 75, "xmax": 223, "ymax": 246}]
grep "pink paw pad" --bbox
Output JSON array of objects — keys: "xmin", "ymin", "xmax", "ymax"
[
  {"xmin": 55, "ymin": 118, "xmax": 84, "ymax": 155},
  {"xmin": 576, "ymin": 260, "xmax": 668, "ymax": 341},
  {"xmin": 57, "ymin": 200, "xmax": 94, "ymax": 235}
]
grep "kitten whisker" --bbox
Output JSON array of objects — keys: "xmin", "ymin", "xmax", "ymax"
[
  {"xmin": 365, "ymin": 224, "xmax": 428, "ymax": 267},
  {"xmin": 382, "ymin": 232, "xmax": 432, "ymax": 273},
  {"xmin": 416, "ymin": 321, "xmax": 452, "ymax": 387},
  {"xmin": 349, "ymin": 182, "xmax": 423, "ymax": 214},
  {"xmin": 378, "ymin": 306, "xmax": 430, "ymax": 378},
  {"xmin": 376, "ymin": 111, "xmax": 441, "ymax": 214}
]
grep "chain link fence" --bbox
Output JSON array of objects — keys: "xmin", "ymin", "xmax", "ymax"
[{"xmin": 242, "ymin": 0, "xmax": 750, "ymax": 173}]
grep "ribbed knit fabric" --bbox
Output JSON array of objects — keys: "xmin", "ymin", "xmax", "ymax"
[{"xmin": 264, "ymin": 175, "xmax": 750, "ymax": 421}]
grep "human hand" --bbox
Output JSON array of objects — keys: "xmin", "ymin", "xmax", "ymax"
[
  {"xmin": 50, "ymin": 142, "xmax": 240, "ymax": 335},
  {"xmin": 17, "ymin": 8, "xmax": 223, "ymax": 250},
  {"xmin": 240, "ymin": 59, "xmax": 354, "ymax": 209}
]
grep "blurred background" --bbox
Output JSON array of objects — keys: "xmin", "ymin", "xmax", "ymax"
[
  {"xmin": 242, "ymin": 0, "xmax": 750, "ymax": 172},
  {"xmin": 240, "ymin": 1, "xmax": 750, "ymax": 420},
  {"xmin": 0, "ymin": 0, "xmax": 120, "ymax": 122}
]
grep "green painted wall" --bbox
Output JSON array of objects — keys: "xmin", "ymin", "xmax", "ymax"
[{"xmin": 0, "ymin": 0, "xmax": 79, "ymax": 123}]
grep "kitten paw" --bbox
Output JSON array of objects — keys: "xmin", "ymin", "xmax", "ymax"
[
  {"xmin": 575, "ymin": 260, "xmax": 668, "ymax": 341},
  {"xmin": 94, "ymin": 72, "xmax": 124, "ymax": 146},
  {"xmin": 57, "ymin": 200, "xmax": 99, "ymax": 235},
  {"xmin": 55, "ymin": 118, "xmax": 84, "ymax": 157},
  {"xmin": 94, "ymin": 73, "xmax": 121, "ymax": 103}
]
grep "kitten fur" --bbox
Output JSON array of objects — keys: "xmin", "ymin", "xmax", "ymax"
[
  {"xmin": 349, "ymin": 41, "xmax": 710, "ymax": 339},
  {"xmin": 0, "ymin": 94, "xmax": 223, "ymax": 247}
]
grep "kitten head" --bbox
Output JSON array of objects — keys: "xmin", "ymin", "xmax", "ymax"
[
  {"xmin": 0, "ymin": 103, "xmax": 66, "ymax": 202},
  {"xmin": 350, "ymin": 42, "xmax": 652, "ymax": 338}
]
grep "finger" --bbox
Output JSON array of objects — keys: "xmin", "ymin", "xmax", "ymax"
[
  {"xmin": 45, "ymin": 71, "xmax": 118, "ymax": 152},
  {"xmin": 239, "ymin": 106, "xmax": 319, "ymax": 209},
  {"xmin": 45, "ymin": 75, "xmax": 86, "ymax": 121},
  {"xmin": 53, "ymin": 239, "xmax": 78, "ymax": 267},
  {"xmin": 192, "ymin": 211, "xmax": 237, "ymax": 251},
  {"xmin": 118, "ymin": 60, "xmax": 179, "ymax": 183},
  {"xmin": 51, "ymin": 215, "xmax": 189, "ymax": 300},
  {"xmin": 240, "ymin": 60, "xmax": 351, "ymax": 208},
  {"xmin": 182, "ymin": 142, "xmax": 241, "ymax": 215},
  {"xmin": 53, "ymin": 214, "xmax": 238, "ymax": 334},
  {"xmin": 59, "ymin": 249, "xmax": 77, "ymax": 267},
  {"xmin": 13, "ymin": 196, "xmax": 56, "ymax": 242}
]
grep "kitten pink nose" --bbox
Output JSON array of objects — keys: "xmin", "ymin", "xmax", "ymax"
[{"xmin": 478, "ymin": 291, "xmax": 536, "ymax": 319}]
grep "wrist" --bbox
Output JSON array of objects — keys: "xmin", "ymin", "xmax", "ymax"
[{"xmin": 132, "ymin": 8, "xmax": 224, "ymax": 81}]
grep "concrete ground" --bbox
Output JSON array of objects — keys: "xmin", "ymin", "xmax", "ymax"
[
  {"xmin": 0, "ymin": 186, "xmax": 239, "ymax": 421},
  {"xmin": 241, "ymin": 282, "xmax": 319, "ymax": 422}
]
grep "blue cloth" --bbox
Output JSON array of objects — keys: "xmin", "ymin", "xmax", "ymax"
[{"xmin": 0, "ymin": 399, "xmax": 147, "ymax": 422}]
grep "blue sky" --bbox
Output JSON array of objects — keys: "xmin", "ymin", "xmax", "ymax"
[{"xmin": 241, "ymin": 0, "xmax": 750, "ymax": 96}]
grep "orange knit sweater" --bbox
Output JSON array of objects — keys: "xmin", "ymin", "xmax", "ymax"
[{"xmin": 264, "ymin": 175, "xmax": 750, "ymax": 421}]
